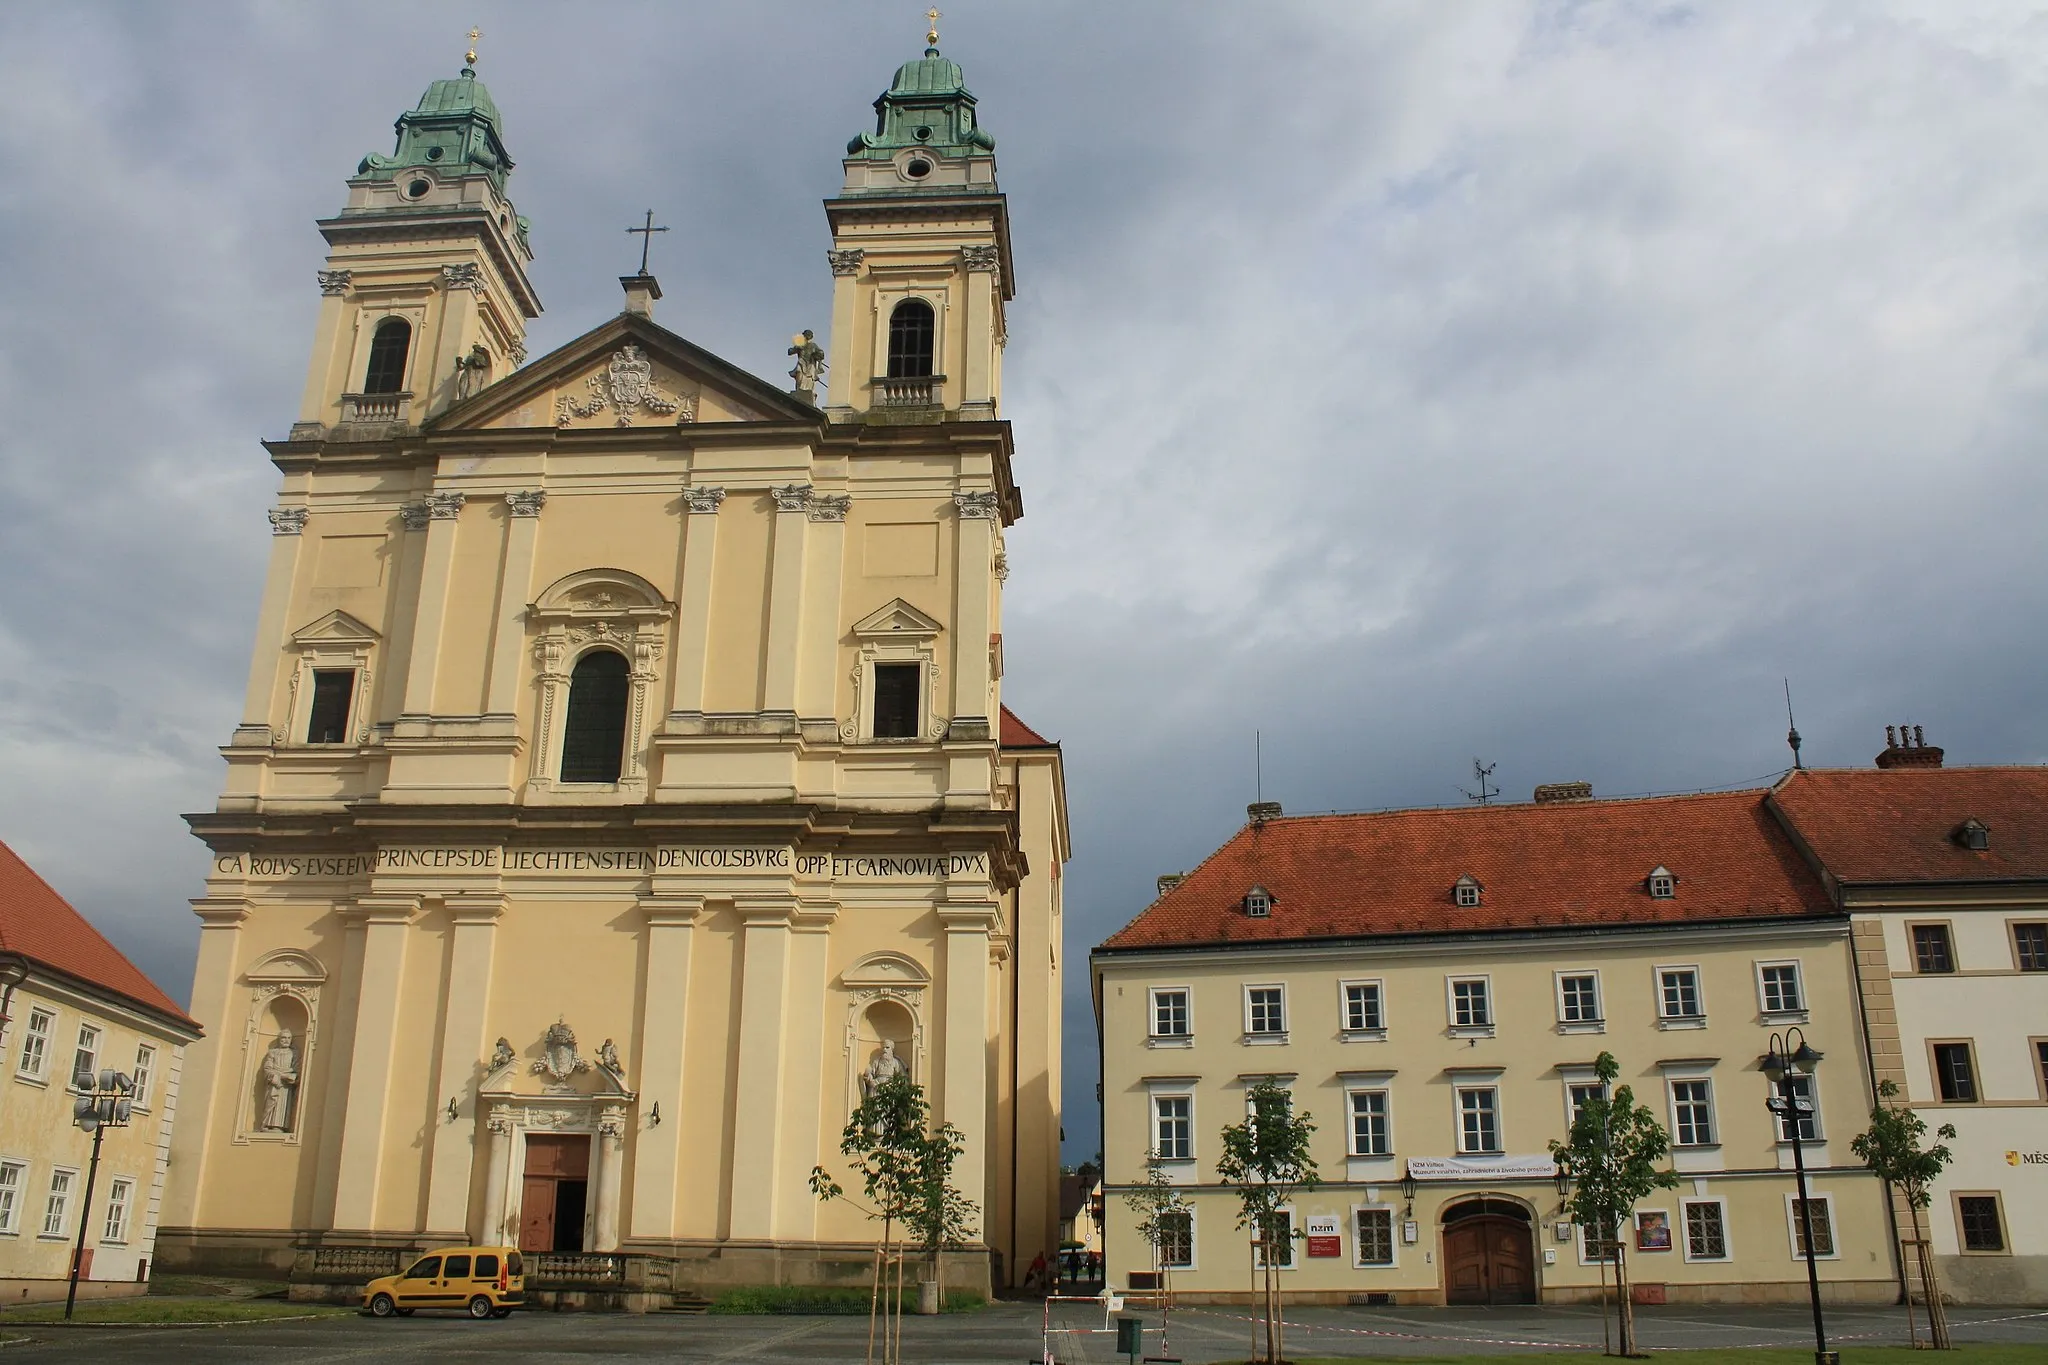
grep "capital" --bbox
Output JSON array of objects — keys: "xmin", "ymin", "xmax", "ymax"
[
  {"xmin": 504, "ymin": 489, "xmax": 547, "ymax": 518},
  {"xmin": 682, "ymin": 485, "xmax": 726, "ymax": 514},
  {"xmin": 400, "ymin": 501, "xmax": 432, "ymax": 531},
  {"xmin": 441, "ymin": 262, "xmax": 485, "ymax": 293},
  {"xmin": 317, "ymin": 269, "xmax": 353, "ymax": 296},
  {"xmin": 426, "ymin": 491, "xmax": 467, "ymax": 521},
  {"xmin": 954, "ymin": 491, "xmax": 1000, "ymax": 521},
  {"xmin": 827, "ymin": 248, "xmax": 865, "ymax": 276},
  {"xmin": 771, "ymin": 483, "xmax": 813, "ymax": 514},
  {"xmin": 993, "ymin": 550, "xmax": 1010, "ymax": 582},
  {"xmin": 268, "ymin": 507, "xmax": 310, "ymax": 536},
  {"xmin": 961, "ymin": 245, "xmax": 1000, "ymax": 277},
  {"xmin": 807, "ymin": 493, "xmax": 852, "ymax": 523}
]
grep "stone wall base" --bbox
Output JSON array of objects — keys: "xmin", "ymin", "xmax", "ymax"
[
  {"xmin": 1, "ymin": 1279, "xmax": 150, "ymax": 1308},
  {"xmin": 1936, "ymin": 1254, "xmax": 2048, "ymax": 1306},
  {"xmin": 1164, "ymin": 1279, "xmax": 1898, "ymax": 1308}
]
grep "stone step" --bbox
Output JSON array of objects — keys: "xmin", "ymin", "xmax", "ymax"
[{"xmin": 662, "ymin": 1293, "xmax": 713, "ymax": 1314}]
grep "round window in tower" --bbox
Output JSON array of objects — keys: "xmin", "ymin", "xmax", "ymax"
[
  {"xmin": 425, "ymin": 145, "xmax": 444, "ymax": 161},
  {"xmin": 913, "ymin": 125, "xmax": 933, "ymax": 142},
  {"xmin": 404, "ymin": 178, "xmax": 431, "ymax": 199},
  {"xmin": 905, "ymin": 159, "xmax": 933, "ymax": 179}
]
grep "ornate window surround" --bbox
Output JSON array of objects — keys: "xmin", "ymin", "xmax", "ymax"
[
  {"xmin": 233, "ymin": 950, "xmax": 325, "ymax": 1146},
  {"xmin": 526, "ymin": 569, "xmax": 672, "ymax": 801},
  {"xmin": 282, "ymin": 611, "xmax": 379, "ymax": 748},
  {"xmin": 843, "ymin": 599, "xmax": 946, "ymax": 743},
  {"xmin": 868, "ymin": 275, "xmax": 950, "ymax": 399},
  {"xmin": 348, "ymin": 304, "xmax": 428, "ymax": 395}
]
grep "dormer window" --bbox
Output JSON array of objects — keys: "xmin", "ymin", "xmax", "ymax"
[
  {"xmin": 1243, "ymin": 886, "xmax": 1273, "ymax": 918},
  {"xmin": 1953, "ymin": 819, "xmax": 1990, "ymax": 851},
  {"xmin": 1647, "ymin": 866, "xmax": 1677, "ymax": 899},
  {"xmin": 1453, "ymin": 876, "xmax": 1482, "ymax": 909}
]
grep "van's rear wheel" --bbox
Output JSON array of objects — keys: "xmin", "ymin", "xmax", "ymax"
[
  {"xmin": 467, "ymin": 1295, "xmax": 494, "ymax": 1320},
  {"xmin": 368, "ymin": 1293, "xmax": 396, "ymax": 1318}
]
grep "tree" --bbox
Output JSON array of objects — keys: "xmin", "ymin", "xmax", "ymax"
[
  {"xmin": 1216, "ymin": 1078, "xmax": 1319, "ymax": 1365},
  {"xmin": 1121, "ymin": 1149, "xmax": 1191, "ymax": 1303},
  {"xmin": 812, "ymin": 1073, "xmax": 974, "ymax": 1365},
  {"xmin": 1851, "ymin": 1078, "xmax": 1957, "ymax": 1349},
  {"xmin": 1548, "ymin": 1052, "xmax": 1678, "ymax": 1358}
]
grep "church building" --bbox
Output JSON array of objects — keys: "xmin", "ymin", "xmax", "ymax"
[{"xmin": 159, "ymin": 32, "xmax": 1067, "ymax": 1301}]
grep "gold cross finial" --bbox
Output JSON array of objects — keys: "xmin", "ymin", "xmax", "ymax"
[
  {"xmin": 926, "ymin": 8, "xmax": 941, "ymax": 48},
  {"xmin": 465, "ymin": 26, "xmax": 482, "ymax": 70}
]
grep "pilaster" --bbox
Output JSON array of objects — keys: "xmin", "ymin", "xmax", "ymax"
[
  {"xmin": 422, "ymin": 895, "xmax": 503, "ymax": 1238},
  {"xmin": 399, "ymin": 494, "xmax": 466, "ymax": 716},
  {"xmin": 797, "ymin": 493, "xmax": 850, "ymax": 733},
  {"xmin": 728, "ymin": 897, "xmax": 795, "ymax": 1241},
  {"xmin": 329, "ymin": 896, "xmax": 419, "ymax": 1232},
  {"xmin": 483, "ymin": 491, "xmax": 545, "ymax": 719},
  {"xmin": 960, "ymin": 248, "xmax": 1001, "ymax": 418},
  {"xmin": 235, "ymin": 513, "xmax": 311, "ymax": 743},
  {"xmin": 773, "ymin": 901, "xmax": 838, "ymax": 1241},
  {"xmin": 628, "ymin": 896, "xmax": 702, "ymax": 1241},
  {"xmin": 666, "ymin": 487, "xmax": 724, "ymax": 719},
  {"xmin": 949, "ymin": 492, "xmax": 999, "ymax": 745},
  {"xmin": 938, "ymin": 900, "xmax": 999, "ymax": 1221},
  {"xmin": 824, "ymin": 250, "xmax": 864, "ymax": 416},
  {"xmin": 594, "ymin": 1109, "xmax": 628, "ymax": 1251},
  {"xmin": 159, "ymin": 899, "xmax": 248, "ymax": 1229},
  {"xmin": 762, "ymin": 485, "xmax": 812, "ymax": 718}
]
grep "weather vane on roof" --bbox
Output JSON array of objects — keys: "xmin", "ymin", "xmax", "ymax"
[
  {"xmin": 464, "ymin": 26, "xmax": 481, "ymax": 73},
  {"xmin": 926, "ymin": 7, "xmax": 942, "ymax": 49}
]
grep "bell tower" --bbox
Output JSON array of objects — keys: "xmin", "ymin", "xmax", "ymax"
[
  {"xmin": 823, "ymin": 18, "xmax": 1012, "ymax": 422},
  {"xmin": 293, "ymin": 43, "xmax": 542, "ymax": 440}
]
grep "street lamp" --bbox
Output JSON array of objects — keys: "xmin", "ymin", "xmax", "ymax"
[
  {"xmin": 1764, "ymin": 1028, "xmax": 1834, "ymax": 1365},
  {"xmin": 66, "ymin": 1068, "xmax": 134, "ymax": 1320},
  {"xmin": 1553, "ymin": 1161, "xmax": 1572, "ymax": 1216}
]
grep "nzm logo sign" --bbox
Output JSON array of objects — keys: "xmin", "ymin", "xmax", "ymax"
[{"xmin": 2005, "ymin": 1150, "xmax": 2048, "ymax": 1166}]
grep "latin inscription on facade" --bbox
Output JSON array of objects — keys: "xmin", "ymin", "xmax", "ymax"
[{"xmin": 212, "ymin": 847, "xmax": 990, "ymax": 881}]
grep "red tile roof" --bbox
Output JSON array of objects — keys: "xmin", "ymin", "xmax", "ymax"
[
  {"xmin": 1000, "ymin": 704, "xmax": 1056, "ymax": 748},
  {"xmin": 1098, "ymin": 790, "xmax": 1833, "ymax": 952},
  {"xmin": 1769, "ymin": 766, "xmax": 2048, "ymax": 885},
  {"xmin": 0, "ymin": 838, "xmax": 195, "ymax": 1027}
]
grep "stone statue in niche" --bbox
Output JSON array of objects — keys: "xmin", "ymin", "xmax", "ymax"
[
  {"xmin": 597, "ymin": 1038, "xmax": 622, "ymax": 1076},
  {"xmin": 490, "ymin": 1037, "xmax": 517, "ymax": 1071},
  {"xmin": 860, "ymin": 1039, "xmax": 907, "ymax": 1103},
  {"xmin": 787, "ymin": 329, "xmax": 826, "ymax": 403},
  {"xmin": 258, "ymin": 1029, "xmax": 299, "ymax": 1132}
]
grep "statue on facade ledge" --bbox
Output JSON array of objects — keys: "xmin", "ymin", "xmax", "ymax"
[{"xmin": 258, "ymin": 1029, "xmax": 299, "ymax": 1131}]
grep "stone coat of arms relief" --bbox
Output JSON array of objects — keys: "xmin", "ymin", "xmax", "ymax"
[{"xmin": 555, "ymin": 344, "xmax": 697, "ymax": 426}]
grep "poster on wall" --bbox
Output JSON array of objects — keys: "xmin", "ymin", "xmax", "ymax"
[
  {"xmin": 1635, "ymin": 1210, "xmax": 1673, "ymax": 1251},
  {"xmin": 1304, "ymin": 1214, "xmax": 1342, "ymax": 1258}
]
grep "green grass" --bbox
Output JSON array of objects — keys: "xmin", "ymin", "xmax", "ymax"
[
  {"xmin": 706, "ymin": 1284, "xmax": 986, "ymax": 1315},
  {"xmin": 2, "ymin": 1298, "xmax": 347, "ymax": 1325},
  {"xmin": 1274, "ymin": 1349, "xmax": 2040, "ymax": 1365}
]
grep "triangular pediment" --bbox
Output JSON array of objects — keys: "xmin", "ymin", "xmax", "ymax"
[
  {"xmin": 432, "ymin": 312, "xmax": 821, "ymax": 433},
  {"xmin": 852, "ymin": 598, "xmax": 944, "ymax": 639},
  {"xmin": 291, "ymin": 610, "xmax": 380, "ymax": 645}
]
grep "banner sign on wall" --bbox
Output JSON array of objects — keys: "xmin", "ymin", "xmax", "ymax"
[{"xmin": 1405, "ymin": 1155, "xmax": 1558, "ymax": 1182}]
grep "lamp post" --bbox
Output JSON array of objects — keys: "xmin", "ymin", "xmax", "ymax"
[
  {"xmin": 1764, "ymin": 1028, "xmax": 1834, "ymax": 1365},
  {"xmin": 65, "ymin": 1068, "xmax": 134, "ymax": 1320}
]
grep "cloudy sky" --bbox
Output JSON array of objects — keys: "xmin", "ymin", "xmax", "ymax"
[{"xmin": 3, "ymin": 1, "xmax": 2046, "ymax": 1162}]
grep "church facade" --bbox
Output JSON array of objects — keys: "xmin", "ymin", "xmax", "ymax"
[{"xmin": 159, "ymin": 40, "xmax": 1066, "ymax": 1297}]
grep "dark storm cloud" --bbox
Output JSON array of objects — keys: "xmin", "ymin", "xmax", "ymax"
[{"xmin": 1, "ymin": 3, "xmax": 2044, "ymax": 1162}]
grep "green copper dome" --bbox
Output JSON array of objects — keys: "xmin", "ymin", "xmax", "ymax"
[
  {"xmin": 357, "ymin": 68, "xmax": 513, "ymax": 196},
  {"xmin": 847, "ymin": 45, "xmax": 995, "ymax": 162}
]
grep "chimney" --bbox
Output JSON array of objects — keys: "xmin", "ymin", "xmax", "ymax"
[
  {"xmin": 620, "ymin": 273, "xmax": 662, "ymax": 319},
  {"xmin": 1876, "ymin": 724, "xmax": 1944, "ymax": 769},
  {"xmin": 1247, "ymin": 801, "xmax": 1283, "ymax": 824},
  {"xmin": 1533, "ymin": 782, "xmax": 1593, "ymax": 804},
  {"xmin": 1156, "ymin": 873, "xmax": 1186, "ymax": 897}
]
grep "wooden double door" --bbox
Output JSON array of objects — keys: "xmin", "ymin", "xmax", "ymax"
[
  {"xmin": 519, "ymin": 1134, "xmax": 591, "ymax": 1253},
  {"xmin": 1443, "ymin": 1215, "xmax": 1536, "ymax": 1305}
]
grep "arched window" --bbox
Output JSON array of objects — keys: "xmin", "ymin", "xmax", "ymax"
[
  {"xmin": 363, "ymin": 317, "xmax": 412, "ymax": 394},
  {"xmin": 559, "ymin": 650, "xmax": 630, "ymax": 783},
  {"xmin": 886, "ymin": 298, "xmax": 935, "ymax": 378}
]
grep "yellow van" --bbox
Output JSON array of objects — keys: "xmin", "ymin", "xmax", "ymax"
[{"xmin": 364, "ymin": 1246, "xmax": 525, "ymax": 1319}]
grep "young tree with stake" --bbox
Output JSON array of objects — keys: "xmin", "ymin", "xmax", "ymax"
[
  {"xmin": 1851, "ymin": 1078, "xmax": 1957, "ymax": 1349},
  {"xmin": 1216, "ymin": 1078, "xmax": 1318, "ymax": 1365}
]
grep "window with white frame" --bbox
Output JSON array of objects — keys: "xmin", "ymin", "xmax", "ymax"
[
  {"xmin": 1647, "ymin": 866, "xmax": 1677, "ymax": 899},
  {"xmin": 1245, "ymin": 985, "xmax": 1286, "ymax": 1037},
  {"xmin": 1254, "ymin": 1208, "xmax": 1295, "ymax": 1268},
  {"xmin": 1658, "ymin": 967, "xmax": 1703, "ymax": 1021},
  {"xmin": 1348, "ymin": 1090, "xmax": 1391, "ymax": 1156},
  {"xmin": 1449, "ymin": 977, "xmax": 1492, "ymax": 1029},
  {"xmin": 41, "ymin": 1169, "xmax": 73, "ymax": 1238},
  {"xmin": 1150, "ymin": 988, "xmax": 1190, "ymax": 1040},
  {"xmin": 1682, "ymin": 1199, "xmax": 1729, "ymax": 1261},
  {"xmin": 1788, "ymin": 1195, "xmax": 1836, "ymax": 1257},
  {"xmin": 1774, "ymin": 1074, "xmax": 1822, "ymax": 1142},
  {"xmin": 1157, "ymin": 1207, "xmax": 1194, "ymax": 1268},
  {"xmin": 1453, "ymin": 876, "xmax": 1482, "ymax": 908},
  {"xmin": 1355, "ymin": 1207, "xmax": 1395, "ymax": 1266},
  {"xmin": 0, "ymin": 1161, "xmax": 22, "ymax": 1234},
  {"xmin": 1457, "ymin": 1087, "xmax": 1501, "ymax": 1153},
  {"xmin": 71, "ymin": 1023, "xmax": 101, "ymax": 1090},
  {"xmin": 132, "ymin": 1045, "xmax": 155, "ymax": 1108},
  {"xmin": 1558, "ymin": 972, "xmax": 1602, "ymax": 1025},
  {"xmin": 1758, "ymin": 962, "xmax": 1804, "ymax": 1015},
  {"xmin": 1670, "ymin": 1079, "xmax": 1716, "ymax": 1146},
  {"xmin": 102, "ymin": 1178, "xmax": 132, "ymax": 1243},
  {"xmin": 1580, "ymin": 1225, "xmax": 1621, "ymax": 1263},
  {"xmin": 1342, "ymin": 981, "xmax": 1385, "ymax": 1033},
  {"xmin": 18, "ymin": 1008, "xmax": 53, "ymax": 1079},
  {"xmin": 1154, "ymin": 1095, "xmax": 1193, "ymax": 1162},
  {"xmin": 1566, "ymin": 1081, "xmax": 1608, "ymax": 1129}
]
